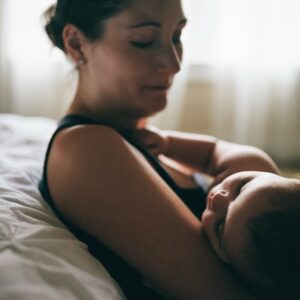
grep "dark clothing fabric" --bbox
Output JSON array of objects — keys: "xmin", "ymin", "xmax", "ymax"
[{"xmin": 39, "ymin": 114, "xmax": 207, "ymax": 299}]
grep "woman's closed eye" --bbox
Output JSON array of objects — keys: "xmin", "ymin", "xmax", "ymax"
[
  {"xmin": 131, "ymin": 40, "xmax": 154, "ymax": 49},
  {"xmin": 130, "ymin": 30, "xmax": 183, "ymax": 49},
  {"xmin": 130, "ymin": 31, "xmax": 156, "ymax": 49}
]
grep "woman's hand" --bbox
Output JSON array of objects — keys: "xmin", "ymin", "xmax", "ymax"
[{"xmin": 132, "ymin": 126, "xmax": 169, "ymax": 156}]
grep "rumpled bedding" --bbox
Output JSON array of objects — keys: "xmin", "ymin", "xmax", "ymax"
[{"xmin": 0, "ymin": 114, "xmax": 125, "ymax": 300}]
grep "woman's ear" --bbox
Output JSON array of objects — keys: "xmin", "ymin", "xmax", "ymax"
[{"xmin": 62, "ymin": 24, "xmax": 87, "ymax": 65}]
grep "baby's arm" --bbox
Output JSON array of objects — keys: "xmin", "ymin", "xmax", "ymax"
[
  {"xmin": 207, "ymin": 139, "xmax": 280, "ymax": 185},
  {"xmin": 132, "ymin": 127, "xmax": 216, "ymax": 171},
  {"xmin": 133, "ymin": 127, "xmax": 280, "ymax": 183}
]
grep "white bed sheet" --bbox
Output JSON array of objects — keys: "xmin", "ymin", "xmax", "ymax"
[{"xmin": 0, "ymin": 114, "xmax": 126, "ymax": 300}]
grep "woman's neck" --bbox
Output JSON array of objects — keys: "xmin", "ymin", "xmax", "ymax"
[{"xmin": 67, "ymin": 97, "xmax": 147, "ymax": 136}]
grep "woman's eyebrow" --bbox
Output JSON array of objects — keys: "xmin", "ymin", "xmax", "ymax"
[
  {"xmin": 130, "ymin": 18, "xmax": 187, "ymax": 29},
  {"xmin": 130, "ymin": 21, "xmax": 161, "ymax": 28}
]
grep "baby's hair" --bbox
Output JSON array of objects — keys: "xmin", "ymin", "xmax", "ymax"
[
  {"xmin": 239, "ymin": 205, "xmax": 300, "ymax": 299},
  {"xmin": 43, "ymin": 0, "xmax": 131, "ymax": 51}
]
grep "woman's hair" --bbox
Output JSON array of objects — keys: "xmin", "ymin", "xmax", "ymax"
[
  {"xmin": 237, "ymin": 207, "xmax": 300, "ymax": 299},
  {"xmin": 44, "ymin": 0, "xmax": 131, "ymax": 51}
]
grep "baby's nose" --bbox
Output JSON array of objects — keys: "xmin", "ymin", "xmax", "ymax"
[{"xmin": 208, "ymin": 189, "xmax": 230, "ymax": 213}]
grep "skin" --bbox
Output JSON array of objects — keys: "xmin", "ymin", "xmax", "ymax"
[
  {"xmin": 131, "ymin": 127, "xmax": 280, "ymax": 181},
  {"xmin": 64, "ymin": 0, "xmax": 186, "ymax": 133},
  {"xmin": 202, "ymin": 171, "xmax": 300, "ymax": 268},
  {"xmin": 46, "ymin": 0, "xmax": 262, "ymax": 299}
]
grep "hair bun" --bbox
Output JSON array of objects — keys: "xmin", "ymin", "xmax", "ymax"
[
  {"xmin": 44, "ymin": 5, "xmax": 65, "ymax": 51},
  {"xmin": 43, "ymin": 0, "xmax": 130, "ymax": 53}
]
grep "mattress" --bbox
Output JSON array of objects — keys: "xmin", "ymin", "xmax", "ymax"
[{"xmin": 0, "ymin": 114, "xmax": 126, "ymax": 300}]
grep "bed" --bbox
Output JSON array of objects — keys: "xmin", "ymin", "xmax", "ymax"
[{"xmin": 0, "ymin": 114, "xmax": 126, "ymax": 299}]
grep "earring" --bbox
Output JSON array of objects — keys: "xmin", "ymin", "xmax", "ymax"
[{"xmin": 78, "ymin": 58, "xmax": 85, "ymax": 65}]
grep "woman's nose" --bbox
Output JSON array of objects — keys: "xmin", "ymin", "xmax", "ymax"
[{"xmin": 157, "ymin": 45, "xmax": 181, "ymax": 75}]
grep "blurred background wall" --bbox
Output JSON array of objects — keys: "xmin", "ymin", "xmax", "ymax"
[{"xmin": 0, "ymin": 0, "xmax": 299, "ymax": 170}]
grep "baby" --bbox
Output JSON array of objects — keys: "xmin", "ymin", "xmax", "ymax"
[
  {"xmin": 202, "ymin": 170, "xmax": 300, "ymax": 299},
  {"xmin": 133, "ymin": 126, "xmax": 300, "ymax": 299}
]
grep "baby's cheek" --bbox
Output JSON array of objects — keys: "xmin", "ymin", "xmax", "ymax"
[
  {"xmin": 201, "ymin": 209, "xmax": 212, "ymax": 235},
  {"xmin": 202, "ymin": 212, "xmax": 233, "ymax": 263},
  {"xmin": 222, "ymin": 226, "xmax": 251, "ymax": 266}
]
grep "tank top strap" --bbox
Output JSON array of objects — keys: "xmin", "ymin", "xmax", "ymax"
[{"xmin": 59, "ymin": 114, "xmax": 184, "ymax": 196}]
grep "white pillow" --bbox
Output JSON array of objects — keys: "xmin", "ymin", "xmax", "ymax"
[{"xmin": 0, "ymin": 114, "xmax": 126, "ymax": 300}]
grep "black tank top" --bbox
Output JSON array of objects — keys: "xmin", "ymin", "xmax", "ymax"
[{"xmin": 39, "ymin": 114, "xmax": 207, "ymax": 300}]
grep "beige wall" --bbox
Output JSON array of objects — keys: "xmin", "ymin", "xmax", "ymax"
[
  {"xmin": 176, "ymin": 77, "xmax": 300, "ymax": 169},
  {"xmin": 180, "ymin": 81, "xmax": 214, "ymax": 134}
]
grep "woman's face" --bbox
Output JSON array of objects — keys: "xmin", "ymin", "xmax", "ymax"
[
  {"xmin": 83, "ymin": 0, "xmax": 186, "ymax": 119},
  {"xmin": 202, "ymin": 171, "xmax": 293, "ymax": 267}
]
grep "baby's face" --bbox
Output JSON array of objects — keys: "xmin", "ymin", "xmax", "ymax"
[{"xmin": 202, "ymin": 171, "xmax": 296, "ymax": 267}]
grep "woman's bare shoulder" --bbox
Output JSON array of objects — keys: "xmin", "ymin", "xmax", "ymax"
[
  {"xmin": 54, "ymin": 124, "xmax": 125, "ymax": 155},
  {"xmin": 51, "ymin": 124, "xmax": 141, "ymax": 174},
  {"xmin": 47, "ymin": 124, "xmax": 144, "ymax": 202}
]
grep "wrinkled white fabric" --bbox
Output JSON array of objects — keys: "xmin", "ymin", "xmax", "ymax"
[{"xmin": 0, "ymin": 114, "xmax": 126, "ymax": 300}]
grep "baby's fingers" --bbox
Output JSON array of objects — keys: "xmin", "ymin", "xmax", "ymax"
[{"xmin": 132, "ymin": 128, "xmax": 155, "ymax": 146}]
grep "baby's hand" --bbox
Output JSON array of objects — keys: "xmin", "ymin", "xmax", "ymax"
[{"xmin": 132, "ymin": 126, "xmax": 169, "ymax": 156}]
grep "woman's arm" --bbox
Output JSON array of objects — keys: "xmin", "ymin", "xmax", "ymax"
[{"xmin": 47, "ymin": 125, "xmax": 254, "ymax": 300}]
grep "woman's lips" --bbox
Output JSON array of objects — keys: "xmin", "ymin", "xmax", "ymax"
[
  {"xmin": 147, "ymin": 86, "xmax": 168, "ymax": 90},
  {"xmin": 143, "ymin": 84, "xmax": 171, "ymax": 92}
]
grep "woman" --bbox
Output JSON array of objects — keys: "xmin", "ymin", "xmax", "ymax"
[{"xmin": 40, "ymin": 0, "xmax": 279, "ymax": 299}]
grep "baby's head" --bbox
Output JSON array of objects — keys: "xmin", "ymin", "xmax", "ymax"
[{"xmin": 202, "ymin": 171, "xmax": 300, "ymax": 298}]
